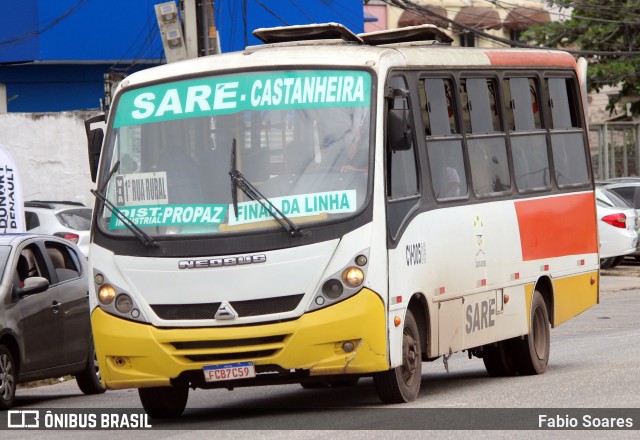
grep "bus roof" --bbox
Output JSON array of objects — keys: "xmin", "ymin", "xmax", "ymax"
[{"xmin": 116, "ymin": 24, "xmax": 576, "ymax": 92}]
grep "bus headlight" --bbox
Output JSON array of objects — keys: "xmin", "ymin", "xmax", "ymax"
[
  {"xmin": 98, "ymin": 285, "xmax": 116, "ymax": 305},
  {"xmin": 342, "ymin": 267, "xmax": 364, "ymax": 287},
  {"xmin": 322, "ymin": 279, "xmax": 344, "ymax": 299},
  {"xmin": 93, "ymin": 270, "xmax": 148, "ymax": 323},
  {"xmin": 308, "ymin": 249, "xmax": 369, "ymax": 312},
  {"xmin": 115, "ymin": 294, "xmax": 134, "ymax": 314}
]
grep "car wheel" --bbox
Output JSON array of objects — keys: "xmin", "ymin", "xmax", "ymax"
[
  {"xmin": 76, "ymin": 342, "xmax": 106, "ymax": 395},
  {"xmin": 511, "ymin": 290, "xmax": 551, "ymax": 375},
  {"xmin": 600, "ymin": 257, "xmax": 618, "ymax": 269},
  {"xmin": 0, "ymin": 345, "xmax": 16, "ymax": 410}
]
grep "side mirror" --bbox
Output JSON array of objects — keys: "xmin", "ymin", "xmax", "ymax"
[
  {"xmin": 85, "ymin": 114, "xmax": 106, "ymax": 183},
  {"xmin": 16, "ymin": 276, "xmax": 50, "ymax": 297},
  {"xmin": 388, "ymin": 108, "xmax": 412, "ymax": 151}
]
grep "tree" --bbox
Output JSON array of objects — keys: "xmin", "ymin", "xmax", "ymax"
[{"xmin": 523, "ymin": 0, "xmax": 640, "ymax": 115}]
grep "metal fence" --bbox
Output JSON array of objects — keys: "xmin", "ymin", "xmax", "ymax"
[{"xmin": 589, "ymin": 122, "xmax": 640, "ymax": 181}]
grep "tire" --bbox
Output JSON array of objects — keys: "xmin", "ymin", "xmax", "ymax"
[
  {"xmin": 511, "ymin": 290, "xmax": 551, "ymax": 375},
  {"xmin": 482, "ymin": 342, "xmax": 516, "ymax": 377},
  {"xmin": 139, "ymin": 384, "xmax": 189, "ymax": 419},
  {"xmin": 609, "ymin": 256, "xmax": 625, "ymax": 268},
  {"xmin": 373, "ymin": 309, "xmax": 422, "ymax": 403},
  {"xmin": 0, "ymin": 345, "xmax": 16, "ymax": 410},
  {"xmin": 600, "ymin": 257, "xmax": 621, "ymax": 269},
  {"xmin": 76, "ymin": 343, "xmax": 106, "ymax": 395}
]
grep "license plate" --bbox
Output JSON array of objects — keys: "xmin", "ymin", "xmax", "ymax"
[{"xmin": 203, "ymin": 361, "xmax": 256, "ymax": 382}]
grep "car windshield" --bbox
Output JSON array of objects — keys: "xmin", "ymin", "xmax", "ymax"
[
  {"xmin": 57, "ymin": 208, "xmax": 92, "ymax": 231},
  {"xmin": 98, "ymin": 69, "xmax": 372, "ymax": 237}
]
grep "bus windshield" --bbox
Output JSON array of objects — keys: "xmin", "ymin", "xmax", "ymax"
[{"xmin": 97, "ymin": 69, "xmax": 372, "ymax": 237}]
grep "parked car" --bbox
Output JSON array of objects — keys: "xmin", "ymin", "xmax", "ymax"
[
  {"xmin": 596, "ymin": 187, "xmax": 640, "ymax": 269},
  {"xmin": 24, "ymin": 201, "xmax": 92, "ymax": 257},
  {"xmin": 601, "ymin": 180, "xmax": 640, "ymax": 262},
  {"xmin": 0, "ymin": 233, "xmax": 105, "ymax": 409}
]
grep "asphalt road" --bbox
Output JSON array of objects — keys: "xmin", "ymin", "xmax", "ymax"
[{"xmin": 5, "ymin": 261, "xmax": 640, "ymax": 438}]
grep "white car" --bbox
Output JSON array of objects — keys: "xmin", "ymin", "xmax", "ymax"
[
  {"xmin": 596, "ymin": 188, "xmax": 640, "ymax": 268},
  {"xmin": 24, "ymin": 201, "xmax": 92, "ymax": 257}
]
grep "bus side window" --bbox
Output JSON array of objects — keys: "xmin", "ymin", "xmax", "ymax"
[
  {"xmin": 462, "ymin": 77, "xmax": 510, "ymax": 197},
  {"xmin": 545, "ymin": 77, "xmax": 590, "ymax": 187},
  {"xmin": 421, "ymin": 77, "xmax": 468, "ymax": 201},
  {"xmin": 505, "ymin": 77, "xmax": 550, "ymax": 192},
  {"xmin": 387, "ymin": 76, "xmax": 419, "ymax": 199}
]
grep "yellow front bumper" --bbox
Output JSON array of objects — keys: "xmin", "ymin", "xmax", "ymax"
[{"xmin": 92, "ymin": 288, "xmax": 389, "ymax": 390}]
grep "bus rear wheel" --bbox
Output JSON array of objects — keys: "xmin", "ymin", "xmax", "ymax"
[
  {"xmin": 482, "ymin": 342, "xmax": 516, "ymax": 377},
  {"xmin": 373, "ymin": 309, "xmax": 422, "ymax": 403},
  {"xmin": 138, "ymin": 384, "xmax": 189, "ymax": 419},
  {"xmin": 512, "ymin": 290, "xmax": 550, "ymax": 375}
]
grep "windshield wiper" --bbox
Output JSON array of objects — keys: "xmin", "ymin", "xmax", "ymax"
[
  {"xmin": 229, "ymin": 139, "xmax": 303, "ymax": 237},
  {"xmin": 91, "ymin": 161, "xmax": 158, "ymax": 248}
]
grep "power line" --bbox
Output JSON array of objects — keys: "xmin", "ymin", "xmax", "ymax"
[
  {"xmin": 381, "ymin": 0, "xmax": 640, "ymax": 57},
  {"xmin": 0, "ymin": 0, "xmax": 94, "ymax": 47}
]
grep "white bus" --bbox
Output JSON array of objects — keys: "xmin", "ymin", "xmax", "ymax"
[{"xmin": 85, "ymin": 24, "xmax": 599, "ymax": 417}]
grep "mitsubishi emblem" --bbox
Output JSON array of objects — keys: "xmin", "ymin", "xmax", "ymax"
[{"xmin": 215, "ymin": 301, "xmax": 237, "ymax": 320}]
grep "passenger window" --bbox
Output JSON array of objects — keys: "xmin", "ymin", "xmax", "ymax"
[
  {"xmin": 468, "ymin": 138, "xmax": 511, "ymax": 196},
  {"xmin": 546, "ymin": 76, "xmax": 589, "ymax": 186},
  {"xmin": 504, "ymin": 77, "xmax": 542, "ymax": 131},
  {"xmin": 420, "ymin": 78, "xmax": 457, "ymax": 136},
  {"xmin": 421, "ymin": 76, "xmax": 468, "ymax": 201},
  {"xmin": 14, "ymin": 244, "xmax": 48, "ymax": 292},
  {"xmin": 551, "ymin": 132, "xmax": 590, "ymax": 186},
  {"xmin": 460, "ymin": 78, "xmax": 501, "ymax": 134},
  {"xmin": 504, "ymin": 77, "xmax": 550, "ymax": 191},
  {"xmin": 45, "ymin": 242, "xmax": 81, "ymax": 283},
  {"xmin": 462, "ymin": 76, "xmax": 510, "ymax": 197},
  {"xmin": 25, "ymin": 212, "xmax": 40, "ymax": 230},
  {"xmin": 546, "ymin": 77, "xmax": 581, "ymax": 129}
]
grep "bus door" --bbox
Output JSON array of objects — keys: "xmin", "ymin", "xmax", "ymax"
[{"xmin": 385, "ymin": 74, "xmax": 423, "ymax": 365}]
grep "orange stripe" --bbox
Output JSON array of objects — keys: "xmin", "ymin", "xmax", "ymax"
[
  {"xmin": 486, "ymin": 51, "xmax": 576, "ymax": 68},
  {"xmin": 515, "ymin": 193, "xmax": 598, "ymax": 261}
]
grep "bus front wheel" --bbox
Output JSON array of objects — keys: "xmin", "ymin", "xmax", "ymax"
[
  {"xmin": 138, "ymin": 383, "xmax": 189, "ymax": 419},
  {"xmin": 373, "ymin": 309, "xmax": 422, "ymax": 403}
]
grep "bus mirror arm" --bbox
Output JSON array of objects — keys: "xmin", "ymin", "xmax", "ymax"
[{"xmin": 85, "ymin": 114, "xmax": 106, "ymax": 183}]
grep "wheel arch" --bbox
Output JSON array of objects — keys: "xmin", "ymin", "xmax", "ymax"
[
  {"xmin": 534, "ymin": 276, "xmax": 555, "ymax": 327},
  {"xmin": 0, "ymin": 333, "xmax": 20, "ymax": 377},
  {"xmin": 407, "ymin": 292, "xmax": 430, "ymax": 360}
]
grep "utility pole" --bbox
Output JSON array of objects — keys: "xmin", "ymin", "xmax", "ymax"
[{"xmin": 182, "ymin": 0, "xmax": 218, "ymax": 58}]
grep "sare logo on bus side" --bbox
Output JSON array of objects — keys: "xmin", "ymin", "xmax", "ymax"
[
  {"xmin": 406, "ymin": 242, "xmax": 427, "ymax": 266},
  {"xmin": 179, "ymin": 254, "xmax": 266, "ymax": 269}
]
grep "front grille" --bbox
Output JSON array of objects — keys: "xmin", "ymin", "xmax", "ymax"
[
  {"xmin": 172, "ymin": 335, "xmax": 286, "ymax": 350},
  {"xmin": 151, "ymin": 294, "xmax": 304, "ymax": 320},
  {"xmin": 169, "ymin": 335, "xmax": 289, "ymax": 363},
  {"xmin": 184, "ymin": 349, "xmax": 277, "ymax": 362}
]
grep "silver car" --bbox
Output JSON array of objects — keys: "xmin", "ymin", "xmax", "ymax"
[
  {"xmin": 0, "ymin": 233, "xmax": 105, "ymax": 409},
  {"xmin": 24, "ymin": 201, "xmax": 92, "ymax": 257}
]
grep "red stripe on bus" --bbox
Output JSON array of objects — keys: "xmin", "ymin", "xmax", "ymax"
[
  {"xmin": 515, "ymin": 193, "xmax": 597, "ymax": 261},
  {"xmin": 486, "ymin": 51, "xmax": 576, "ymax": 68}
]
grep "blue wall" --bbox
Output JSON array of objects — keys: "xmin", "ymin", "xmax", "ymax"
[
  {"xmin": 1, "ymin": 1, "xmax": 165, "ymax": 62},
  {"xmin": 216, "ymin": 0, "xmax": 365, "ymax": 52}
]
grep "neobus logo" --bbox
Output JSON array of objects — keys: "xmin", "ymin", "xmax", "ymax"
[{"xmin": 178, "ymin": 254, "xmax": 266, "ymax": 269}]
